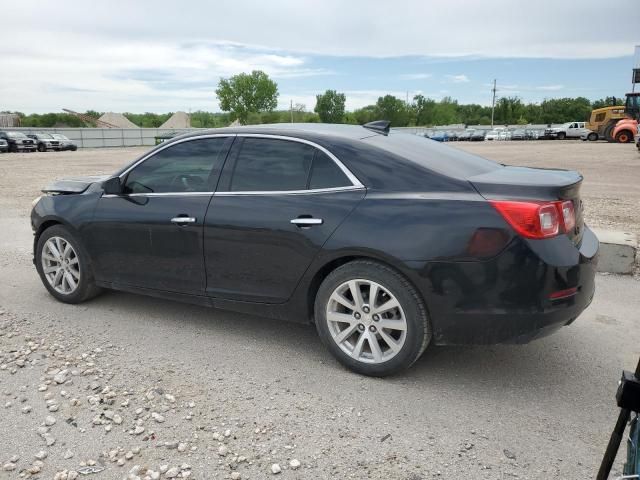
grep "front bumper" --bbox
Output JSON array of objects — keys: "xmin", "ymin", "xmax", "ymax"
[{"xmin": 406, "ymin": 226, "xmax": 598, "ymax": 345}]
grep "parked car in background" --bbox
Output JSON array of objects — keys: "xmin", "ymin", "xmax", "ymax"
[
  {"xmin": 51, "ymin": 134, "xmax": 78, "ymax": 151},
  {"xmin": 0, "ymin": 131, "xmax": 36, "ymax": 152},
  {"xmin": 27, "ymin": 133, "xmax": 62, "ymax": 152},
  {"xmin": 447, "ymin": 131, "xmax": 459, "ymax": 141},
  {"xmin": 526, "ymin": 129, "xmax": 540, "ymax": 140},
  {"xmin": 511, "ymin": 129, "xmax": 526, "ymax": 140},
  {"xmin": 544, "ymin": 122, "xmax": 589, "ymax": 140},
  {"xmin": 579, "ymin": 130, "xmax": 599, "ymax": 142},
  {"xmin": 470, "ymin": 130, "xmax": 486, "ymax": 141},
  {"xmin": 485, "ymin": 130, "xmax": 500, "ymax": 141},
  {"xmin": 429, "ymin": 131, "xmax": 449, "ymax": 142},
  {"xmin": 457, "ymin": 130, "xmax": 472, "ymax": 141},
  {"xmin": 0, "ymin": 138, "xmax": 8, "ymax": 153},
  {"xmin": 498, "ymin": 130, "xmax": 511, "ymax": 141},
  {"xmin": 30, "ymin": 122, "xmax": 598, "ymax": 376}
]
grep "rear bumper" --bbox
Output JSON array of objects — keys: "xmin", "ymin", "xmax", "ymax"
[{"xmin": 406, "ymin": 226, "xmax": 598, "ymax": 345}]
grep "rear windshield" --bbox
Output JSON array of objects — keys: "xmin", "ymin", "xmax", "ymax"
[
  {"xmin": 364, "ymin": 133, "xmax": 502, "ymax": 179},
  {"xmin": 37, "ymin": 133, "xmax": 54, "ymax": 139}
]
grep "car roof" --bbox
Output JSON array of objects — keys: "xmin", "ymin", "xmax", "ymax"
[{"xmin": 176, "ymin": 123, "xmax": 382, "ymax": 143}]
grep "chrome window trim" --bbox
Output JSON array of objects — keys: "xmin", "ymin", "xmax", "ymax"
[
  {"xmin": 102, "ymin": 192, "xmax": 214, "ymax": 198},
  {"xmin": 213, "ymin": 185, "xmax": 364, "ymax": 196},
  {"xmin": 117, "ymin": 133, "xmax": 235, "ymax": 179},
  {"xmin": 106, "ymin": 132, "xmax": 365, "ymax": 198}
]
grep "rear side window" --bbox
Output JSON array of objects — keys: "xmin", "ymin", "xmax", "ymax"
[
  {"xmin": 309, "ymin": 151, "xmax": 351, "ymax": 189},
  {"xmin": 230, "ymin": 138, "xmax": 314, "ymax": 191},
  {"xmin": 124, "ymin": 137, "xmax": 229, "ymax": 194}
]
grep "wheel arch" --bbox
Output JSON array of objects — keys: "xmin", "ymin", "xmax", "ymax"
[
  {"xmin": 33, "ymin": 216, "xmax": 79, "ymax": 255},
  {"xmin": 304, "ymin": 252, "xmax": 430, "ymax": 324}
]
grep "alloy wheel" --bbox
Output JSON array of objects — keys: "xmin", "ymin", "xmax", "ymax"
[
  {"xmin": 326, "ymin": 279, "xmax": 407, "ymax": 364},
  {"xmin": 41, "ymin": 236, "xmax": 80, "ymax": 294}
]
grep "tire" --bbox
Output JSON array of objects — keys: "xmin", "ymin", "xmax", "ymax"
[
  {"xmin": 615, "ymin": 130, "xmax": 633, "ymax": 143},
  {"xmin": 37, "ymin": 144, "xmax": 46, "ymax": 152},
  {"xmin": 604, "ymin": 124, "xmax": 616, "ymax": 142},
  {"xmin": 314, "ymin": 260, "xmax": 431, "ymax": 376},
  {"xmin": 35, "ymin": 225, "xmax": 102, "ymax": 304},
  {"xmin": 556, "ymin": 132, "xmax": 566, "ymax": 140},
  {"xmin": 587, "ymin": 132, "xmax": 598, "ymax": 141}
]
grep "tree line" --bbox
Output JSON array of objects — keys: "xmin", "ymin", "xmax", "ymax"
[{"xmin": 4, "ymin": 69, "xmax": 622, "ymax": 128}]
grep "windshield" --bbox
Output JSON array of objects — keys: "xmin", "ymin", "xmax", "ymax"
[
  {"xmin": 51, "ymin": 134, "xmax": 69, "ymax": 140},
  {"xmin": 37, "ymin": 133, "xmax": 54, "ymax": 139},
  {"xmin": 6, "ymin": 132, "xmax": 27, "ymax": 138}
]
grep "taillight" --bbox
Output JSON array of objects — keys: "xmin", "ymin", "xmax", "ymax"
[
  {"xmin": 560, "ymin": 200, "xmax": 575, "ymax": 231},
  {"xmin": 490, "ymin": 200, "xmax": 576, "ymax": 239}
]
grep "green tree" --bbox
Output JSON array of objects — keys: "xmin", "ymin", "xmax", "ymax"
[
  {"xmin": 215, "ymin": 70, "xmax": 278, "ymax": 125},
  {"xmin": 539, "ymin": 97, "xmax": 592, "ymax": 123},
  {"xmin": 432, "ymin": 97, "xmax": 460, "ymax": 125},
  {"xmin": 413, "ymin": 94, "xmax": 437, "ymax": 126},
  {"xmin": 375, "ymin": 95, "xmax": 410, "ymax": 126},
  {"xmin": 591, "ymin": 96, "xmax": 624, "ymax": 109},
  {"xmin": 314, "ymin": 90, "xmax": 346, "ymax": 123}
]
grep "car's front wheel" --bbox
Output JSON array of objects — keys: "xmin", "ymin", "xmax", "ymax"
[
  {"xmin": 587, "ymin": 132, "xmax": 598, "ymax": 141},
  {"xmin": 35, "ymin": 225, "xmax": 101, "ymax": 304},
  {"xmin": 314, "ymin": 260, "xmax": 431, "ymax": 376}
]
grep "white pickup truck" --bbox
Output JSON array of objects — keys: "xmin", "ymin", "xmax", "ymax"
[{"xmin": 544, "ymin": 122, "xmax": 590, "ymax": 140}]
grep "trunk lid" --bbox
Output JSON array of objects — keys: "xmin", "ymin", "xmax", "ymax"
[
  {"xmin": 42, "ymin": 175, "xmax": 109, "ymax": 194},
  {"xmin": 469, "ymin": 165, "xmax": 584, "ymax": 244}
]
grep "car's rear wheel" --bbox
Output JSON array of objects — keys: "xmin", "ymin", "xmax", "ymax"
[
  {"xmin": 35, "ymin": 225, "xmax": 101, "ymax": 304},
  {"xmin": 314, "ymin": 260, "xmax": 431, "ymax": 376}
]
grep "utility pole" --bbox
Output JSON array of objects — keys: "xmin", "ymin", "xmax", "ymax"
[
  {"xmin": 490, "ymin": 79, "xmax": 497, "ymax": 128},
  {"xmin": 290, "ymin": 100, "xmax": 294, "ymax": 123}
]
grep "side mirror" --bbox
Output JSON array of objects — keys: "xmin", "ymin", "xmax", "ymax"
[{"xmin": 103, "ymin": 177, "xmax": 122, "ymax": 195}]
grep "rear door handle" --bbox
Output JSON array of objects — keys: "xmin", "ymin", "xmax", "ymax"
[
  {"xmin": 290, "ymin": 217, "xmax": 323, "ymax": 226},
  {"xmin": 171, "ymin": 216, "xmax": 197, "ymax": 224}
]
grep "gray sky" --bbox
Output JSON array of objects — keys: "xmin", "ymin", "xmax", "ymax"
[{"xmin": 1, "ymin": 0, "xmax": 638, "ymax": 113}]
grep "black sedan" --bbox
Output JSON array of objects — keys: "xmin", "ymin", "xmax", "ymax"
[{"xmin": 31, "ymin": 123, "xmax": 598, "ymax": 376}]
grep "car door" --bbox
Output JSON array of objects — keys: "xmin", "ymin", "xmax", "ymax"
[
  {"xmin": 203, "ymin": 135, "xmax": 365, "ymax": 304},
  {"xmin": 85, "ymin": 135, "xmax": 234, "ymax": 294}
]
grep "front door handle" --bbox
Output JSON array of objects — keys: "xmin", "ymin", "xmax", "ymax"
[
  {"xmin": 290, "ymin": 217, "xmax": 323, "ymax": 226},
  {"xmin": 171, "ymin": 216, "xmax": 197, "ymax": 224}
]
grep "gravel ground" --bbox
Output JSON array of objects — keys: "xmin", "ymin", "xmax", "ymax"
[{"xmin": 0, "ymin": 142, "xmax": 639, "ymax": 479}]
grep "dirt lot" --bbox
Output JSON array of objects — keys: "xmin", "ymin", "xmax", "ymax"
[{"xmin": 0, "ymin": 142, "xmax": 639, "ymax": 479}]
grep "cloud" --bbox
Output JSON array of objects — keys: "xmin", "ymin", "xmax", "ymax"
[
  {"xmin": 535, "ymin": 84, "xmax": 565, "ymax": 91},
  {"xmin": 445, "ymin": 74, "xmax": 470, "ymax": 83},
  {"xmin": 399, "ymin": 73, "xmax": 432, "ymax": 80},
  {"xmin": 0, "ymin": 0, "xmax": 634, "ymax": 112}
]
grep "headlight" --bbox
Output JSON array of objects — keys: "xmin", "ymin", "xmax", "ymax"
[{"xmin": 31, "ymin": 196, "xmax": 42, "ymax": 208}]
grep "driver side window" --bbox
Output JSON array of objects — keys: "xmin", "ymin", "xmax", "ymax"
[{"xmin": 124, "ymin": 137, "xmax": 229, "ymax": 194}]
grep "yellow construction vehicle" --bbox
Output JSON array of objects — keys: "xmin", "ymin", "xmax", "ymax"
[{"xmin": 585, "ymin": 105, "xmax": 627, "ymax": 141}]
